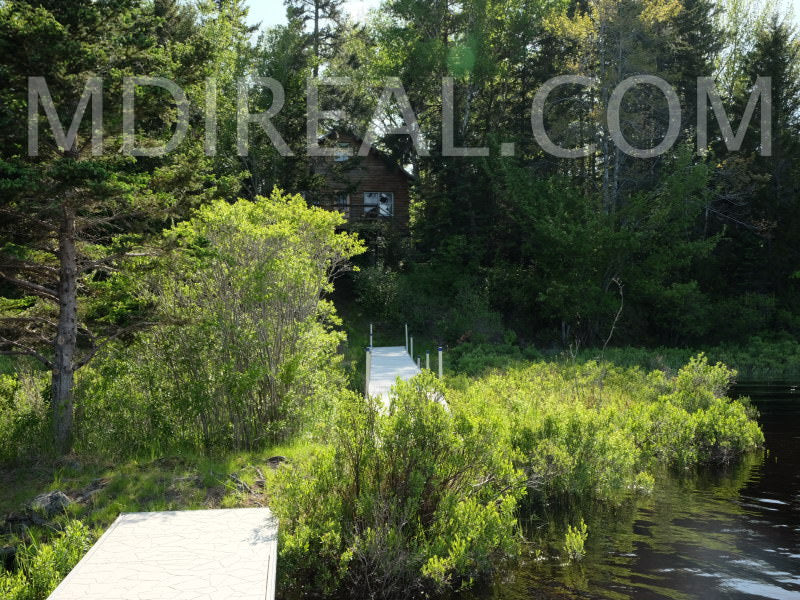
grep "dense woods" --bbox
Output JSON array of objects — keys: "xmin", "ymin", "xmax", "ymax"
[
  {"xmin": 1, "ymin": 0, "xmax": 798, "ymax": 446},
  {"xmin": 0, "ymin": 0, "xmax": 795, "ymax": 598}
]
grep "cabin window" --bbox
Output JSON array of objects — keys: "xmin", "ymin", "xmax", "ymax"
[
  {"xmin": 363, "ymin": 192, "xmax": 394, "ymax": 218},
  {"xmin": 300, "ymin": 191, "xmax": 323, "ymax": 207},
  {"xmin": 334, "ymin": 142, "xmax": 351, "ymax": 162},
  {"xmin": 334, "ymin": 193, "xmax": 350, "ymax": 219}
]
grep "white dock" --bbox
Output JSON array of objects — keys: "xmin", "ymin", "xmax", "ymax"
[
  {"xmin": 368, "ymin": 346, "xmax": 422, "ymax": 400},
  {"xmin": 47, "ymin": 508, "xmax": 278, "ymax": 600}
]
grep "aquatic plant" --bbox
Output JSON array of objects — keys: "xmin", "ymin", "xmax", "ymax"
[{"xmin": 563, "ymin": 519, "xmax": 589, "ymax": 561}]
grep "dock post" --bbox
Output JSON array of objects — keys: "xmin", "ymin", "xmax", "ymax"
[
  {"xmin": 405, "ymin": 324, "xmax": 408, "ymax": 352},
  {"xmin": 365, "ymin": 347, "xmax": 372, "ymax": 398},
  {"xmin": 438, "ymin": 346, "xmax": 443, "ymax": 378},
  {"xmin": 370, "ymin": 323, "xmax": 373, "ymax": 347},
  {"xmin": 426, "ymin": 352, "xmax": 430, "ymax": 370},
  {"xmin": 410, "ymin": 336, "xmax": 414, "ymax": 359},
  {"xmin": 417, "ymin": 356, "xmax": 421, "ymax": 368}
]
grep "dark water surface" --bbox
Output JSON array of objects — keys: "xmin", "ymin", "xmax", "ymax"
[{"xmin": 468, "ymin": 381, "xmax": 800, "ymax": 600}]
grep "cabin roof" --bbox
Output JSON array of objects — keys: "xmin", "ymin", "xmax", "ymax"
[{"xmin": 319, "ymin": 131, "xmax": 416, "ymax": 181}]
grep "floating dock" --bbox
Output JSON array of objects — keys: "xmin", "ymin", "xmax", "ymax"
[
  {"xmin": 367, "ymin": 346, "xmax": 422, "ymax": 400},
  {"xmin": 47, "ymin": 508, "xmax": 278, "ymax": 600}
]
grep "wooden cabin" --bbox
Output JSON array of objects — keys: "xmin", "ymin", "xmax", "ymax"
[{"xmin": 309, "ymin": 133, "xmax": 414, "ymax": 228}]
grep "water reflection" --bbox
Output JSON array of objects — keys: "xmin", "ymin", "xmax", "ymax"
[{"xmin": 465, "ymin": 382, "xmax": 800, "ymax": 600}]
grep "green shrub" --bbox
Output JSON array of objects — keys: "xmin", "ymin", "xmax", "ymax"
[
  {"xmin": 359, "ymin": 256, "xmax": 507, "ymax": 345},
  {"xmin": 268, "ymin": 354, "xmax": 761, "ymax": 598},
  {"xmin": 353, "ymin": 262, "xmax": 400, "ymax": 321},
  {"xmin": 270, "ymin": 373, "xmax": 526, "ymax": 598},
  {"xmin": 563, "ymin": 519, "xmax": 588, "ymax": 561},
  {"xmin": 446, "ymin": 341, "xmax": 542, "ymax": 377},
  {"xmin": 74, "ymin": 190, "xmax": 364, "ymax": 455},
  {"xmin": 662, "ymin": 353, "xmax": 735, "ymax": 412},
  {"xmin": 579, "ymin": 336, "xmax": 800, "ymax": 379},
  {"xmin": 0, "ymin": 521, "xmax": 93, "ymax": 600},
  {"xmin": 450, "ymin": 356, "xmax": 763, "ymax": 501}
]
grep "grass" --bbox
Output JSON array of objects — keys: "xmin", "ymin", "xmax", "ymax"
[
  {"xmin": 0, "ymin": 357, "xmax": 14, "ymax": 375},
  {"xmin": 0, "ymin": 440, "xmax": 318, "ymax": 552}
]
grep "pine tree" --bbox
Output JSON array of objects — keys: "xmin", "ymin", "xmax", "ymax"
[
  {"xmin": 0, "ymin": 0, "xmax": 231, "ymax": 451},
  {"xmin": 285, "ymin": 0, "xmax": 345, "ymax": 77}
]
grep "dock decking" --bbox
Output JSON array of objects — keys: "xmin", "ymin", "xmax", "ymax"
[
  {"xmin": 367, "ymin": 346, "xmax": 421, "ymax": 400},
  {"xmin": 47, "ymin": 508, "xmax": 278, "ymax": 600}
]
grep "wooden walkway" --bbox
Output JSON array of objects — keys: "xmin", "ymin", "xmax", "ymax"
[
  {"xmin": 367, "ymin": 346, "xmax": 421, "ymax": 400},
  {"xmin": 47, "ymin": 508, "xmax": 278, "ymax": 600}
]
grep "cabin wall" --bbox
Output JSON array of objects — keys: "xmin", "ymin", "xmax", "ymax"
[{"xmin": 313, "ymin": 149, "xmax": 411, "ymax": 227}]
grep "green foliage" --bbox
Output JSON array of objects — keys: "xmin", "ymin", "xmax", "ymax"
[
  {"xmin": 74, "ymin": 190, "xmax": 365, "ymax": 455},
  {"xmin": 346, "ymin": 0, "xmax": 800, "ymax": 347},
  {"xmin": 0, "ymin": 521, "xmax": 93, "ymax": 600},
  {"xmin": 0, "ymin": 368, "xmax": 50, "ymax": 464},
  {"xmin": 353, "ymin": 256, "xmax": 508, "ymax": 345},
  {"xmin": 451, "ymin": 355, "xmax": 763, "ymax": 502},
  {"xmin": 353, "ymin": 262, "xmax": 400, "ymax": 321},
  {"xmin": 578, "ymin": 336, "xmax": 800, "ymax": 379},
  {"xmin": 446, "ymin": 340, "xmax": 543, "ymax": 377},
  {"xmin": 563, "ymin": 519, "xmax": 588, "ymax": 562},
  {"xmin": 270, "ymin": 373, "xmax": 525, "ymax": 597},
  {"xmin": 266, "ymin": 354, "xmax": 761, "ymax": 598}
]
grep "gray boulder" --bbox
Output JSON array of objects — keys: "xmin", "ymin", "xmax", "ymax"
[{"xmin": 29, "ymin": 491, "xmax": 73, "ymax": 517}]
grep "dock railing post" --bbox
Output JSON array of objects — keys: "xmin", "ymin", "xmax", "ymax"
[
  {"xmin": 405, "ymin": 324, "xmax": 408, "ymax": 352},
  {"xmin": 426, "ymin": 352, "xmax": 430, "ymax": 370},
  {"xmin": 410, "ymin": 336, "xmax": 414, "ymax": 359},
  {"xmin": 370, "ymin": 323, "xmax": 373, "ymax": 347},
  {"xmin": 365, "ymin": 347, "xmax": 372, "ymax": 398},
  {"xmin": 438, "ymin": 346, "xmax": 443, "ymax": 378}
]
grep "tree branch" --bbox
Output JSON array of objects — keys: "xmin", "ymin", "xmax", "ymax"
[
  {"xmin": 0, "ymin": 273, "xmax": 59, "ymax": 301},
  {"xmin": 0, "ymin": 335, "xmax": 54, "ymax": 369},
  {"xmin": 74, "ymin": 321, "xmax": 157, "ymax": 370}
]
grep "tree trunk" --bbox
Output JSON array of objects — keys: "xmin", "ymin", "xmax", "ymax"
[
  {"xmin": 53, "ymin": 201, "xmax": 77, "ymax": 453},
  {"xmin": 313, "ymin": 2, "xmax": 320, "ymax": 78}
]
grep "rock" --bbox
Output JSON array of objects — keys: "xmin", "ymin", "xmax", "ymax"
[
  {"xmin": 228, "ymin": 473, "xmax": 252, "ymax": 494},
  {"xmin": 3, "ymin": 511, "xmax": 50, "ymax": 533},
  {"xmin": 74, "ymin": 478, "xmax": 110, "ymax": 503},
  {"xmin": 266, "ymin": 456, "xmax": 287, "ymax": 469},
  {"xmin": 29, "ymin": 491, "xmax": 73, "ymax": 517}
]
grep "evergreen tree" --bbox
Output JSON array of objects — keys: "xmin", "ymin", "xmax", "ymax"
[
  {"xmin": 285, "ymin": 0, "xmax": 345, "ymax": 77},
  {"xmin": 0, "ymin": 0, "xmax": 234, "ymax": 451}
]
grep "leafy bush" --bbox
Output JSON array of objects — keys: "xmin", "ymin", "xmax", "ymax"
[
  {"xmin": 354, "ymin": 251, "xmax": 507, "ymax": 345},
  {"xmin": 450, "ymin": 355, "xmax": 763, "ymax": 501},
  {"xmin": 74, "ymin": 190, "xmax": 365, "ymax": 455},
  {"xmin": 446, "ymin": 340, "xmax": 542, "ymax": 377},
  {"xmin": 563, "ymin": 519, "xmax": 588, "ymax": 561},
  {"xmin": 268, "ymin": 354, "xmax": 762, "ymax": 598},
  {"xmin": 353, "ymin": 262, "xmax": 400, "ymax": 321},
  {"xmin": 0, "ymin": 368, "xmax": 50, "ymax": 464},
  {"xmin": 270, "ymin": 373, "xmax": 525, "ymax": 598},
  {"xmin": 0, "ymin": 521, "xmax": 93, "ymax": 600},
  {"xmin": 578, "ymin": 336, "xmax": 800, "ymax": 379}
]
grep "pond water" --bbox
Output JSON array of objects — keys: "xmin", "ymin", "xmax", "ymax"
[{"xmin": 467, "ymin": 381, "xmax": 800, "ymax": 600}]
